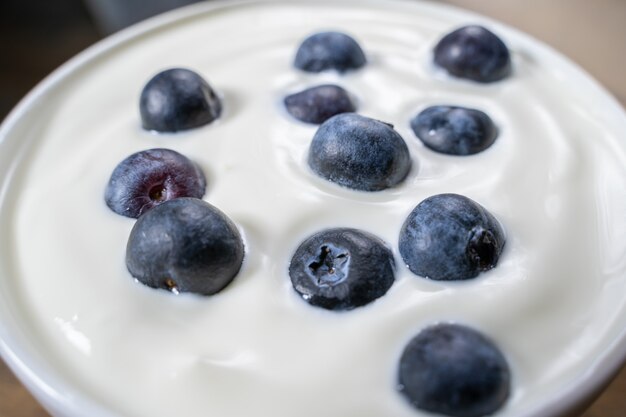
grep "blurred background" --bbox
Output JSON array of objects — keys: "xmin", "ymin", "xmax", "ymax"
[{"xmin": 0, "ymin": 0, "xmax": 625, "ymax": 416}]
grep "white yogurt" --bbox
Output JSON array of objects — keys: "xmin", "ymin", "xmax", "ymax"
[{"xmin": 4, "ymin": 1, "xmax": 626, "ymax": 416}]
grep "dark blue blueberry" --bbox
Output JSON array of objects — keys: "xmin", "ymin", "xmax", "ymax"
[
  {"xmin": 289, "ymin": 228, "xmax": 395, "ymax": 310},
  {"xmin": 308, "ymin": 113, "xmax": 412, "ymax": 191},
  {"xmin": 434, "ymin": 25, "xmax": 511, "ymax": 83},
  {"xmin": 105, "ymin": 148, "xmax": 206, "ymax": 218},
  {"xmin": 410, "ymin": 105, "xmax": 498, "ymax": 155},
  {"xmin": 294, "ymin": 31, "xmax": 366, "ymax": 73},
  {"xmin": 126, "ymin": 198, "xmax": 244, "ymax": 296},
  {"xmin": 140, "ymin": 68, "xmax": 222, "ymax": 132},
  {"xmin": 399, "ymin": 194, "xmax": 505, "ymax": 281},
  {"xmin": 398, "ymin": 323, "xmax": 511, "ymax": 417},
  {"xmin": 284, "ymin": 84, "xmax": 356, "ymax": 124}
]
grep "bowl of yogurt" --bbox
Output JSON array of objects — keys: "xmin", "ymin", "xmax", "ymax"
[{"xmin": 1, "ymin": 1, "xmax": 626, "ymax": 416}]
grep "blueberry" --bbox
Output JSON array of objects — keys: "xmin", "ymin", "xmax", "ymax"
[
  {"xmin": 105, "ymin": 148, "xmax": 206, "ymax": 218},
  {"xmin": 399, "ymin": 194, "xmax": 505, "ymax": 281},
  {"xmin": 398, "ymin": 323, "xmax": 510, "ymax": 417},
  {"xmin": 126, "ymin": 198, "xmax": 244, "ymax": 296},
  {"xmin": 308, "ymin": 113, "xmax": 412, "ymax": 191},
  {"xmin": 294, "ymin": 31, "xmax": 366, "ymax": 73},
  {"xmin": 410, "ymin": 106, "xmax": 498, "ymax": 155},
  {"xmin": 289, "ymin": 228, "xmax": 395, "ymax": 310},
  {"xmin": 140, "ymin": 68, "xmax": 222, "ymax": 132},
  {"xmin": 284, "ymin": 84, "xmax": 356, "ymax": 124},
  {"xmin": 434, "ymin": 25, "xmax": 511, "ymax": 83}
]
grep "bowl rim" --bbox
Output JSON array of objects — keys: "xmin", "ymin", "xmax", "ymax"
[{"xmin": 1, "ymin": 0, "xmax": 626, "ymax": 416}]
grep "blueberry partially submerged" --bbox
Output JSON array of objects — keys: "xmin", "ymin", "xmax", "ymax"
[
  {"xmin": 284, "ymin": 84, "xmax": 356, "ymax": 124},
  {"xmin": 289, "ymin": 228, "xmax": 395, "ymax": 310},
  {"xmin": 434, "ymin": 25, "xmax": 511, "ymax": 83},
  {"xmin": 308, "ymin": 113, "xmax": 412, "ymax": 191},
  {"xmin": 398, "ymin": 323, "xmax": 511, "ymax": 417},
  {"xmin": 410, "ymin": 105, "xmax": 498, "ymax": 155},
  {"xmin": 399, "ymin": 194, "xmax": 505, "ymax": 281},
  {"xmin": 126, "ymin": 198, "xmax": 244, "ymax": 295},
  {"xmin": 294, "ymin": 31, "xmax": 366, "ymax": 73},
  {"xmin": 105, "ymin": 148, "xmax": 206, "ymax": 218},
  {"xmin": 140, "ymin": 68, "xmax": 222, "ymax": 132}
]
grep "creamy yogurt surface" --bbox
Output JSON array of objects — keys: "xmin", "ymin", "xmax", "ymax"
[{"xmin": 4, "ymin": 0, "xmax": 626, "ymax": 416}]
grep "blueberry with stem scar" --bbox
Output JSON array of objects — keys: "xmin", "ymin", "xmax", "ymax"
[
  {"xmin": 399, "ymin": 193, "xmax": 505, "ymax": 281},
  {"xmin": 105, "ymin": 148, "xmax": 206, "ymax": 218}
]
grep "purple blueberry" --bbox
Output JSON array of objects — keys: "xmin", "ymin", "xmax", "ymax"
[
  {"xmin": 105, "ymin": 148, "xmax": 206, "ymax": 218},
  {"xmin": 289, "ymin": 228, "xmax": 395, "ymax": 310},
  {"xmin": 294, "ymin": 31, "xmax": 366, "ymax": 73},
  {"xmin": 140, "ymin": 68, "xmax": 222, "ymax": 132},
  {"xmin": 126, "ymin": 198, "xmax": 244, "ymax": 296},
  {"xmin": 284, "ymin": 84, "xmax": 356, "ymax": 124},
  {"xmin": 308, "ymin": 113, "xmax": 412, "ymax": 191},
  {"xmin": 410, "ymin": 105, "xmax": 498, "ymax": 155},
  {"xmin": 398, "ymin": 323, "xmax": 510, "ymax": 417},
  {"xmin": 399, "ymin": 194, "xmax": 505, "ymax": 281},
  {"xmin": 434, "ymin": 25, "xmax": 511, "ymax": 83}
]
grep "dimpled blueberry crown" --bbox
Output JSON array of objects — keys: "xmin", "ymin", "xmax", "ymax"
[
  {"xmin": 105, "ymin": 24, "xmax": 513, "ymax": 417},
  {"xmin": 288, "ymin": 228, "xmax": 395, "ymax": 310}
]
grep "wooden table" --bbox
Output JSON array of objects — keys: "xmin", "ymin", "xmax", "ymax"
[
  {"xmin": 1, "ymin": 359, "xmax": 626, "ymax": 416},
  {"xmin": 1, "ymin": 0, "xmax": 625, "ymax": 415}
]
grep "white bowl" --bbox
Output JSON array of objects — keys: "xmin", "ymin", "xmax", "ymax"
[{"xmin": 1, "ymin": 1, "xmax": 626, "ymax": 416}]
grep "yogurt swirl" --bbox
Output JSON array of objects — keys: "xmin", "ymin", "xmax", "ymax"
[{"xmin": 4, "ymin": 1, "xmax": 626, "ymax": 416}]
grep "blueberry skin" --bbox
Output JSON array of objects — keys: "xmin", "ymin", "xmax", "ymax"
[
  {"xmin": 284, "ymin": 84, "xmax": 356, "ymax": 124},
  {"xmin": 398, "ymin": 323, "xmax": 511, "ymax": 417},
  {"xmin": 140, "ymin": 68, "xmax": 222, "ymax": 132},
  {"xmin": 105, "ymin": 148, "xmax": 206, "ymax": 218},
  {"xmin": 399, "ymin": 194, "xmax": 505, "ymax": 281},
  {"xmin": 434, "ymin": 25, "xmax": 511, "ymax": 83},
  {"xmin": 294, "ymin": 31, "xmax": 366, "ymax": 73},
  {"xmin": 308, "ymin": 113, "xmax": 412, "ymax": 191},
  {"xmin": 411, "ymin": 105, "xmax": 498, "ymax": 155},
  {"xmin": 289, "ymin": 228, "xmax": 395, "ymax": 310},
  {"xmin": 126, "ymin": 198, "xmax": 244, "ymax": 296}
]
